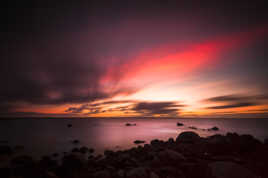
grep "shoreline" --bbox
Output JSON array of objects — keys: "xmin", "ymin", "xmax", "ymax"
[{"xmin": 1, "ymin": 131, "xmax": 268, "ymax": 178}]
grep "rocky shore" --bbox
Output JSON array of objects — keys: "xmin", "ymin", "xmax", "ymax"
[{"xmin": 1, "ymin": 131, "xmax": 268, "ymax": 178}]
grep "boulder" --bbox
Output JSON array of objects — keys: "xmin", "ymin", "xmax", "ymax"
[
  {"xmin": 208, "ymin": 126, "xmax": 219, "ymax": 131},
  {"xmin": 177, "ymin": 122, "xmax": 184, "ymax": 126},
  {"xmin": 126, "ymin": 123, "xmax": 136, "ymax": 126},
  {"xmin": 72, "ymin": 139, "xmax": 80, "ymax": 144},
  {"xmin": 134, "ymin": 140, "xmax": 146, "ymax": 144},
  {"xmin": 79, "ymin": 146, "xmax": 89, "ymax": 154},
  {"xmin": 209, "ymin": 161, "xmax": 258, "ymax": 178},
  {"xmin": 126, "ymin": 167, "xmax": 148, "ymax": 178},
  {"xmin": 176, "ymin": 131, "xmax": 200, "ymax": 143},
  {"xmin": 0, "ymin": 145, "xmax": 12, "ymax": 155},
  {"xmin": 157, "ymin": 149, "xmax": 186, "ymax": 162},
  {"xmin": 150, "ymin": 171, "xmax": 159, "ymax": 178},
  {"xmin": 94, "ymin": 170, "xmax": 111, "ymax": 178}
]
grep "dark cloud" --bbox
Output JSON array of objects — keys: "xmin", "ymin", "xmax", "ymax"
[
  {"xmin": 207, "ymin": 102, "xmax": 256, "ymax": 110},
  {"xmin": 204, "ymin": 94, "xmax": 268, "ymax": 110},
  {"xmin": 133, "ymin": 101, "xmax": 184, "ymax": 116}
]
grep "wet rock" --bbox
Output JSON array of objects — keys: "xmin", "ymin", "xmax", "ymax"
[
  {"xmin": 52, "ymin": 153, "xmax": 59, "ymax": 157},
  {"xmin": 0, "ymin": 145, "xmax": 12, "ymax": 155},
  {"xmin": 11, "ymin": 155, "xmax": 34, "ymax": 167},
  {"xmin": 39, "ymin": 156, "xmax": 58, "ymax": 169},
  {"xmin": 157, "ymin": 149, "xmax": 186, "ymax": 165},
  {"xmin": 208, "ymin": 126, "xmax": 219, "ymax": 131},
  {"xmin": 72, "ymin": 148, "xmax": 80, "ymax": 153},
  {"xmin": 168, "ymin": 138, "xmax": 174, "ymax": 143},
  {"xmin": 14, "ymin": 145, "xmax": 24, "ymax": 152},
  {"xmin": 94, "ymin": 170, "xmax": 111, "ymax": 178},
  {"xmin": 150, "ymin": 171, "xmax": 159, "ymax": 178},
  {"xmin": 117, "ymin": 169, "xmax": 125, "ymax": 178},
  {"xmin": 79, "ymin": 146, "xmax": 89, "ymax": 154},
  {"xmin": 134, "ymin": 140, "xmax": 146, "ymax": 144},
  {"xmin": 176, "ymin": 131, "xmax": 200, "ymax": 143},
  {"xmin": 177, "ymin": 122, "xmax": 184, "ymax": 126},
  {"xmin": 89, "ymin": 148, "xmax": 95, "ymax": 154},
  {"xmin": 126, "ymin": 167, "xmax": 148, "ymax": 178},
  {"xmin": 264, "ymin": 138, "xmax": 268, "ymax": 145},
  {"xmin": 72, "ymin": 139, "xmax": 80, "ymax": 144},
  {"xmin": 209, "ymin": 161, "xmax": 258, "ymax": 178}
]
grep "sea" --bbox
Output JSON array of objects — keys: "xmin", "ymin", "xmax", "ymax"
[{"xmin": 1, "ymin": 118, "xmax": 268, "ymax": 158}]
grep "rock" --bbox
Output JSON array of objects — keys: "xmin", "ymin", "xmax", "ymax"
[
  {"xmin": 176, "ymin": 131, "xmax": 200, "ymax": 143},
  {"xmin": 72, "ymin": 148, "xmax": 79, "ymax": 153},
  {"xmin": 264, "ymin": 138, "xmax": 268, "ymax": 145},
  {"xmin": 188, "ymin": 126, "xmax": 197, "ymax": 130},
  {"xmin": 14, "ymin": 145, "xmax": 24, "ymax": 151},
  {"xmin": 89, "ymin": 148, "xmax": 95, "ymax": 154},
  {"xmin": 150, "ymin": 171, "xmax": 159, "ymax": 178},
  {"xmin": 0, "ymin": 145, "xmax": 12, "ymax": 155},
  {"xmin": 117, "ymin": 169, "xmax": 125, "ymax": 178},
  {"xmin": 67, "ymin": 124, "xmax": 72, "ymax": 128},
  {"xmin": 134, "ymin": 140, "xmax": 146, "ymax": 144},
  {"xmin": 94, "ymin": 170, "xmax": 111, "ymax": 178},
  {"xmin": 52, "ymin": 153, "xmax": 59, "ymax": 157},
  {"xmin": 168, "ymin": 138, "xmax": 174, "ymax": 143},
  {"xmin": 126, "ymin": 167, "xmax": 148, "ymax": 178},
  {"xmin": 177, "ymin": 122, "xmax": 184, "ymax": 126},
  {"xmin": 0, "ymin": 140, "xmax": 8, "ymax": 144},
  {"xmin": 209, "ymin": 161, "xmax": 258, "ymax": 178},
  {"xmin": 79, "ymin": 146, "xmax": 89, "ymax": 154},
  {"xmin": 126, "ymin": 123, "xmax": 136, "ymax": 126},
  {"xmin": 208, "ymin": 126, "xmax": 219, "ymax": 131},
  {"xmin": 157, "ymin": 149, "xmax": 186, "ymax": 162},
  {"xmin": 11, "ymin": 155, "xmax": 34, "ymax": 167},
  {"xmin": 72, "ymin": 139, "xmax": 80, "ymax": 144}
]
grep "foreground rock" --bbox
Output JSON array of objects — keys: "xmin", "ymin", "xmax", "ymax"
[
  {"xmin": 2, "ymin": 131, "xmax": 268, "ymax": 178},
  {"xmin": 209, "ymin": 161, "xmax": 258, "ymax": 178}
]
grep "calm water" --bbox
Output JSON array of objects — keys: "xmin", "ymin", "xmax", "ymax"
[{"xmin": 1, "ymin": 118, "xmax": 268, "ymax": 157}]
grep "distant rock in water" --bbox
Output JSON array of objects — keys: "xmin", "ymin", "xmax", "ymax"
[
  {"xmin": 67, "ymin": 124, "xmax": 72, "ymax": 128},
  {"xmin": 177, "ymin": 122, "xmax": 184, "ymax": 126},
  {"xmin": 188, "ymin": 126, "xmax": 197, "ymax": 130},
  {"xmin": 134, "ymin": 140, "xmax": 145, "ymax": 144},
  {"xmin": 208, "ymin": 126, "xmax": 219, "ymax": 131},
  {"xmin": 125, "ymin": 123, "xmax": 136, "ymax": 126}
]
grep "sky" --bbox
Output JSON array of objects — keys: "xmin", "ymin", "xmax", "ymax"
[{"xmin": 1, "ymin": 1, "xmax": 268, "ymax": 118}]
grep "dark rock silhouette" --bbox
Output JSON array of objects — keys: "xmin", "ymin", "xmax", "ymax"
[
  {"xmin": 125, "ymin": 123, "xmax": 136, "ymax": 126},
  {"xmin": 1, "ymin": 132, "xmax": 268, "ymax": 178},
  {"xmin": 177, "ymin": 122, "xmax": 184, "ymax": 126},
  {"xmin": 208, "ymin": 126, "xmax": 219, "ymax": 131},
  {"xmin": 134, "ymin": 140, "xmax": 146, "ymax": 144}
]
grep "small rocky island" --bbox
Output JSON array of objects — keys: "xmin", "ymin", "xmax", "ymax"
[{"xmin": 1, "ymin": 131, "xmax": 268, "ymax": 178}]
